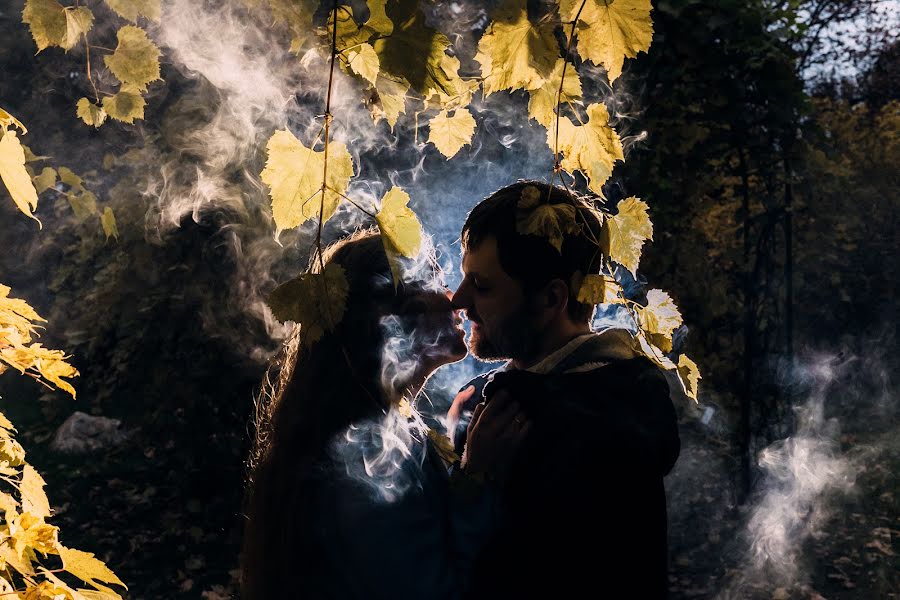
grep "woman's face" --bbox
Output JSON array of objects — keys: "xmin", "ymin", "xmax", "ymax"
[{"xmin": 393, "ymin": 287, "xmax": 468, "ymax": 370}]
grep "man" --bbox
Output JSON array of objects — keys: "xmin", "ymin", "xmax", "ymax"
[{"xmin": 448, "ymin": 181, "xmax": 681, "ymax": 598}]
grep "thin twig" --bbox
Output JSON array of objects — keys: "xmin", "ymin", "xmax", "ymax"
[
  {"xmin": 83, "ymin": 33, "xmax": 100, "ymax": 104},
  {"xmin": 329, "ymin": 187, "xmax": 377, "ymax": 219},
  {"xmin": 551, "ymin": 0, "xmax": 588, "ymax": 188}
]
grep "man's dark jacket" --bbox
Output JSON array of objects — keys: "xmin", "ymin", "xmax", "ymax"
[{"xmin": 453, "ymin": 333, "xmax": 681, "ymax": 599}]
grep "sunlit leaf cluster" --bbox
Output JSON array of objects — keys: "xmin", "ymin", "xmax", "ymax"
[
  {"xmin": 0, "ymin": 283, "xmax": 126, "ymax": 597},
  {"xmin": 22, "ymin": 0, "xmax": 162, "ymax": 127},
  {"xmin": 0, "ymin": 108, "xmax": 117, "ymax": 239}
]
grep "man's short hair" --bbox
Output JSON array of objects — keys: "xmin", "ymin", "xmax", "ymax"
[{"xmin": 461, "ymin": 181, "xmax": 605, "ymax": 323}]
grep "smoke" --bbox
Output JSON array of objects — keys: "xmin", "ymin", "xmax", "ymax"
[{"xmin": 712, "ymin": 350, "xmax": 897, "ymax": 597}]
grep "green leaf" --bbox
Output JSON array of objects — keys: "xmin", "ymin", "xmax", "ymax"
[
  {"xmin": 102, "ymin": 88, "xmax": 147, "ymax": 124},
  {"xmin": 22, "ymin": 0, "xmax": 67, "ymax": 52},
  {"xmin": 100, "ymin": 206, "xmax": 119, "ymax": 240},
  {"xmin": 77, "ymin": 98, "xmax": 108, "ymax": 128},
  {"xmin": 104, "ymin": 0, "xmax": 161, "ymax": 23},
  {"xmin": 64, "ymin": 6, "xmax": 94, "ymax": 50},
  {"xmin": 32, "ymin": 167, "xmax": 57, "ymax": 194}
]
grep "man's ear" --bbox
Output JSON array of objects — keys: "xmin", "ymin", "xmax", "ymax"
[{"xmin": 543, "ymin": 278, "xmax": 570, "ymax": 317}]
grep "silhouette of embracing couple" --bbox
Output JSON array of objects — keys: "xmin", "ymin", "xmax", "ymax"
[{"xmin": 241, "ymin": 181, "xmax": 681, "ymax": 599}]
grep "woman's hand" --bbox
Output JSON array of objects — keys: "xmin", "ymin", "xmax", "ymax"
[{"xmin": 461, "ymin": 389, "xmax": 531, "ymax": 477}]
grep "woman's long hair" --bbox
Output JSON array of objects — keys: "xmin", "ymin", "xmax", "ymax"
[{"xmin": 241, "ymin": 229, "xmax": 400, "ymax": 599}]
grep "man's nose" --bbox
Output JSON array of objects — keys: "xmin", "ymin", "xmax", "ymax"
[{"xmin": 450, "ymin": 282, "xmax": 468, "ymax": 310}]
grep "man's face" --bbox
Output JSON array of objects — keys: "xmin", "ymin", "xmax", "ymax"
[{"xmin": 451, "ymin": 235, "xmax": 541, "ymax": 362}]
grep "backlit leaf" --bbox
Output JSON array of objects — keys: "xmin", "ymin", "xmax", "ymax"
[
  {"xmin": 103, "ymin": 26, "xmax": 161, "ymax": 91},
  {"xmin": 528, "ymin": 59, "xmax": 583, "ymax": 128},
  {"xmin": 375, "ymin": 186, "xmax": 422, "ymax": 285},
  {"xmin": 347, "ymin": 43, "xmax": 380, "ymax": 86},
  {"xmin": 560, "ymin": 0, "xmax": 654, "ymax": 83},
  {"xmin": 475, "ymin": 0, "xmax": 558, "ymax": 96},
  {"xmin": 267, "ymin": 263, "xmax": 349, "ymax": 347},
  {"xmin": 104, "ymin": 0, "xmax": 161, "ymax": 23},
  {"xmin": 677, "ymin": 354, "xmax": 701, "ymax": 402},
  {"xmin": 101, "ymin": 88, "xmax": 146, "ymax": 124},
  {"xmin": 57, "ymin": 167, "xmax": 83, "ymax": 189},
  {"xmin": 20, "ymin": 465, "xmax": 51, "ymax": 519},
  {"xmin": 606, "ymin": 197, "xmax": 653, "ymax": 276},
  {"xmin": 22, "ymin": 0, "xmax": 66, "ymax": 52},
  {"xmin": 59, "ymin": 545, "xmax": 127, "ymax": 591},
  {"xmin": 552, "ymin": 103, "xmax": 624, "ymax": 195},
  {"xmin": 76, "ymin": 98, "xmax": 108, "ymax": 128},
  {"xmin": 516, "ymin": 184, "xmax": 578, "ymax": 253},
  {"xmin": 638, "ymin": 289, "xmax": 683, "ymax": 353},
  {"xmin": 370, "ymin": 75, "xmax": 409, "ymax": 128},
  {"xmin": 576, "ymin": 273, "xmax": 623, "ymax": 305},
  {"xmin": 68, "ymin": 190, "xmax": 97, "ymax": 222},
  {"xmin": 100, "ymin": 207, "xmax": 118, "ymax": 240},
  {"xmin": 63, "ymin": 6, "xmax": 94, "ymax": 50},
  {"xmin": 428, "ymin": 108, "xmax": 476, "ymax": 159},
  {"xmin": 32, "ymin": 167, "xmax": 57, "ymax": 194},
  {"xmin": 260, "ymin": 129, "xmax": 354, "ymax": 240},
  {"xmin": 0, "ymin": 108, "xmax": 27, "ymax": 134},
  {"xmin": 0, "ymin": 130, "xmax": 41, "ymax": 225}
]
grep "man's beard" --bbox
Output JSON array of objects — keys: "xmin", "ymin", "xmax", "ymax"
[{"xmin": 468, "ymin": 302, "xmax": 541, "ymax": 363}]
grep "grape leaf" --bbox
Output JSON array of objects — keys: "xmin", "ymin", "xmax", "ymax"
[
  {"xmin": 57, "ymin": 166, "xmax": 83, "ymax": 189},
  {"xmin": 552, "ymin": 102, "xmax": 624, "ymax": 195},
  {"xmin": 528, "ymin": 58, "xmax": 583, "ymax": 128},
  {"xmin": 560, "ymin": 0, "xmax": 654, "ymax": 83},
  {"xmin": 32, "ymin": 167, "xmax": 57, "ymax": 194},
  {"xmin": 0, "ymin": 108, "xmax": 27, "ymax": 134},
  {"xmin": 64, "ymin": 6, "xmax": 94, "ymax": 50},
  {"xmin": 677, "ymin": 354, "xmax": 701, "ymax": 402},
  {"xmin": 20, "ymin": 465, "xmax": 51, "ymax": 519},
  {"xmin": 375, "ymin": 186, "xmax": 422, "ymax": 285},
  {"xmin": 638, "ymin": 289, "xmax": 683, "ymax": 352},
  {"xmin": 103, "ymin": 25, "xmax": 161, "ymax": 92},
  {"xmin": 104, "ymin": 0, "xmax": 161, "ymax": 23},
  {"xmin": 260, "ymin": 129, "xmax": 355, "ymax": 240},
  {"xmin": 266, "ymin": 263, "xmax": 349, "ymax": 347},
  {"xmin": 475, "ymin": 0, "xmax": 558, "ymax": 96},
  {"xmin": 575, "ymin": 273, "xmax": 623, "ymax": 305},
  {"xmin": 0, "ymin": 130, "xmax": 41, "ymax": 226},
  {"xmin": 22, "ymin": 0, "xmax": 66, "ymax": 52},
  {"xmin": 428, "ymin": 108, "xmax": 476, "ymax": 159},
  {"xmin": 347, "ymin": 43, "xmax": 380, "ymax": 85},
  {"xmin": 370, "ymin": 75, "xmax": 409, "ymax": 128},
  {"xmin": 427, "ymin": 429, "xmax": 459, "ymax": 465},
  {"xmin": 102, "ymin": 88, "xmax": 146, "ymax": 124},
  {"xmin": 516, "ymin": 184, "xmax": 579, "ymax": 253},
  {"xmin": 69, "ymin": 190, "xmax": 98, "ymax": 222},
  {"xmin": 606, "ymin": 197, "xmax": 653, "ymax": 276},
  {"xmin": 77, "ymin": 98, "xmax": 108, "ymax": 128},
  {"xmin": 373, "ymin": 0, "xmax": 465, "ymax": 103},
  {"xmin": 100, "ymin": 207, "xmax": 118, "ymax": 240}
]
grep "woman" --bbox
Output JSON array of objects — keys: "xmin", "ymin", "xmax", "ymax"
[{"xmin": 240, "ymin": 229, "xmax": 507, "ymax": 599}]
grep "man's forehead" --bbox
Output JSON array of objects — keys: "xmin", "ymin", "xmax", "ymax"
[{"xmin": 461, "ymin": 236, "xmax": 502, "ymax": 275}]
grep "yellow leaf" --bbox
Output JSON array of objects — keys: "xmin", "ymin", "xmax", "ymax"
[
  {"xmin": 260, "ymin": 129, "xmax": 354, "ymax": 240},
  {"xmin": 266, "ymin": 263, "xmax": 349, "ymax": 347},
  {"xmin": 427, "ymin": 429, "xmax": 459, "ymax": 465},
  {"xmin": 370, "ymin": 75, "xmax": 409, "ymax": 128},
  {"xmin": 428, "ymin": 108, "xmax": 476, "ymax": 159},
  {"xmin": 101, "ymin": 89, "xmax": 146, "ymax": 124},
  {"xmin": 76, "ymin": 98, "xmax": 107, "ymax": 128},
  {"xmin": 575, "ymin": 273, "xmax": 623, "ymax": 305},
  {"xmin": 552, "ymin": 103, "xmax": 624, "ymax": 195},
  {"xmin": 475, "ymin": 0, "xmax": 558, "ymax": 96},
  {"xmin": 59, "ymin": 545, "xmax": 127, "ymax": 592},
  {"xmin": 527, "ymin": 58, "xmax": 583, "ymax": 128},
  {"xmin": 0, "ymin": 130, "xmax": 41, "ymax": 226},
  {"xmin": 32, "ymin": 167, "xmax": 57, "ymax": 194},
  {"xmin": 0, "ymin": 411, "xmax": 15, "ymax": 432},
  {"xmin": 69, "ymin": 191, "xmax": 98, "ymax": 221},
  {"xmin": 0, "ymin": 107, "xmax": 27, "ymax": 134},
  {"xmin": 560, "ymin": 0, "xmax": 654, "ymax": 83},
  {"xmin": 57, "ymin": 167, "xmax": 83, "ymax": 189},
  {"xmin": 103, "ymin": 26, "xmax": 161, "ymax": 92},
  {"xmin": 637, "ymin": 289, "xmax": 682, "ymax": 353},
  {"xmin": 63, "ymin": 7, "xmax": 94, "ymax": 50},
  {"xmin": 22, "ymin": 0, "xmax": 67, "ymax": 52},
  {"xmin": 100, "ymin": 207, "xmax": 118, "ymax": 240},
  {"xmin": 373, "ymin": 0, "xmax": 465, "ymax": 102},
  {"xmin": 515, "ymin": 184, "xmax": 578, "ymax": 253},
  {"xmin": 375, "ymin": 187, "xmax": 422, "ymax": 285},
  {"xmin": 677, "ymin": 354, "xmax": 701, "ymax": 402},
  {"xmin": 20, "ymin": 465, "xmax": 51, "ymax": 519},
  {"xmin": 0, "ymin": 437, "xmax": 26, "ymax": 467},
  {"xmin": 347, "ymin": 43, "xmax": 380, "ymax": 85},
  {"xmin": 0, "ymin": 489, "xmax": 19, "ymax": 513},
  {"xmin": 363, "ymin": 0, "xmax": 392, "ymax": 37},
  {"xmin": 103, "ymin": 0, "xmax": 161, "ymax": 23},
  {"xmin": 606, "ymin": 196, "xmax": 652, "ymax": 276}
]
